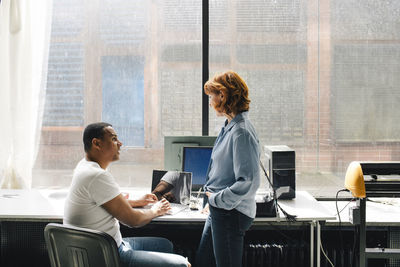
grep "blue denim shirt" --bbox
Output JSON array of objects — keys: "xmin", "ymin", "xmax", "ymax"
[{"xmin": 204, "ymin": 111, "xmax": 260, "ymax": 218}]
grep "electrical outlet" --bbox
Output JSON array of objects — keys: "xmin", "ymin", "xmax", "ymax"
[{"xmin": 349, "ymin": 205, "xmax": 360, "ymax": 224}]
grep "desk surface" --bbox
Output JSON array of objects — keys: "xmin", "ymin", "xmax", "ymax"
[
  {"xmin": 319, "ymin": 198, "xmax": 400, "ymax": 226},
  {"xmin": 0, "ymin": 189, "xmax": 335, "ymax": 223},
  {"xmin": 0, "ymin": 189, "xmax": 61, "ymax": 221},
  {"xmin": 151, "ymin": 191, "xmax": 336, "ymax": 222},
  {"xmin": 269, "ymin": 191, "xmax": 335, "ymax": 222}
]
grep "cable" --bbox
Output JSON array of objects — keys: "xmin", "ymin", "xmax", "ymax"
[
  {"xmin": 335, "ymin": 188, "xmax": 349, "ymax": 265},
  {"xmin": 333, "ymin": 190, "xmax": 358, "ymax": 266},
  {"xmin": 276, "ymin": 200, "xmax": 297, "ymax": 222},
  {"xmin": 335, "ymin": 188, "xmax": 349, "ymax": 225},
  {"xmin": 334, "ymin": 198, "xmax": 355, "ymax": 216},
  {"xmin": 366, "ymin": 197, "xmax": 400, "ymax": 206},
  {"xmin": 320, "ymin": 237, "xmax": 335, "ymax": 267},
  {"xmin": 259, "ymin": 160, "xmax": 297, "ymax": 222}
]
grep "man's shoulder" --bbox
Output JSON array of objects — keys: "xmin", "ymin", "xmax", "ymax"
[
  {"xmin": 161, "ymin": 171, "xmax": 179, "ymax": 183},
  {"xmin": 73, "ymin": 159, "xmax": 110, "ymax": 183}
]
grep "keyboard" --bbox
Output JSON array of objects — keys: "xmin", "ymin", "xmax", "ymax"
[{"xmin": 166, "ymin": 203, "xmax": 189, "ymax": 215}]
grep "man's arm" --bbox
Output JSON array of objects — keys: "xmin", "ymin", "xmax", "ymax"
[
  {"xmin": 161, "ymin": 191, "xmax": 176, "ymax": 203},
  {"xmin": 102, "ymin": 194, "xmax": 170, "ymax": 228},
  {"xmin": 152, "ymin": 181, "xmax": 174, "ymax": 200}
]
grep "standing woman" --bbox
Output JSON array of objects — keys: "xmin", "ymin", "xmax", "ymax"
[{"xmin": 196, "ymin": 71, "xmax": 260, "ymax": 267}]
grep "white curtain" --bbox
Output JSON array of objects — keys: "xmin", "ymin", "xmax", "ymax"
[{"xmin": 0, "ymin": 0, "xmax": 52, "ymax": 188}]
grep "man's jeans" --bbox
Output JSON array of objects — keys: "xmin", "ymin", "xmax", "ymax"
[
  {"xmin": 118, "ymin": 236, "xmax": 188, "ymax": 267},
  {"xmin": 195, "ymin": 205, "xmax": 253, "ymax": 267}
]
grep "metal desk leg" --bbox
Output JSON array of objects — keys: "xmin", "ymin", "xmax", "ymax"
[
  {"xmin": 359, "ymin": 198, "xmax": 366, "ymax": 267},
  {"xmin": 310, "ymin": 221, "xmax": 314, "ymax": 267},
  {"xmin": 310, "ymin": 220, "xmax": 321, "ymax": 267},
  {"xmin": 317, "ymin": 221, "xmax": 321, "ymax": 267}
]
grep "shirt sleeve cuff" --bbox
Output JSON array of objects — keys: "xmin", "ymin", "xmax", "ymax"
[{"xmin": 208, "ymin": 193, "xmax": 217, "ymax": 207}]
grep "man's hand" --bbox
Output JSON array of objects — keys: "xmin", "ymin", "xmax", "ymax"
[
  {"xmin": 140, "ymin": 193, "xmax": 158, "ymax": 205},
  {"xmin": 102, "ymin": 194, "xmax": 162, "ymax": 228},
  {"xmin": 151, "ymin": 198, "xmax": 171, "ymax": 216},
  {"xmin": 152, "ymin": 181, "xmax": 174, "ymax": 200},
  {"xmin": 129, "ymin": 193, "xmax": 157, "ymax": 207},
  {"xmin": 162, "ymin": 192, "xmax": 176, "ymax": 203}
]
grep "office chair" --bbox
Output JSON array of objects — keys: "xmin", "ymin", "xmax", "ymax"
[{"xmin": 44, "ymin": 223, "xmax": 121, "ymax": 267}]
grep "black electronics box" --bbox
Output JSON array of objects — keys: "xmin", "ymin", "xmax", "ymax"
[
  {"xmin": 264, "ymin": 145, "xmax": 296, "ymax": 199},
  {"xmin": 256, "ymin": 194, "xmax": 277, "ymax": 217}
]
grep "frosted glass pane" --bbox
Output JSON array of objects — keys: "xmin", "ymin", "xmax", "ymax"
[
  {"xmin": 209, "ymin": 0, "xmax": 310, "ymax": 177},
  {"xmin": 34, "ymin": 0, "xmax": 400, "ymax": 195},
  {"xmin": 101, "ymin": 56, "xmax": 144, "ymax": 147},
  {"xmin": 35, "ymin": 0, "xmax": 202, "ymax": 187}
]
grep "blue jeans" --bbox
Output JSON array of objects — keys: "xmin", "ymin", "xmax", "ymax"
[
  {"xmin": 118, "ymin": 237, "xmax": 188, "ymax": 267},
  {"xmin": 195, "ymin": 205, "xmax": 253, "ymax": 267}
]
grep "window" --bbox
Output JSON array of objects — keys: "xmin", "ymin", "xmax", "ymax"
[
  {"xmin": 101, "ymin": 56, "xmax": 145, "ymax": 146},
  {"xmin": 209, "ymin": 0, "xmax": 309, "ymax": 173},
  {"xmin": 207, "ymin": 0, "xmax": 400, "ymax": 195},
  {"xmin": 34, "ymin": 0, "xmax": 400, "ymax": 197},
  {"xmin": 34, "ymin": 0, "xmax": 202, "ymax": 188}
]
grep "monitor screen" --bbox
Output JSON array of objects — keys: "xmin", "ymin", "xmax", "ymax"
[
  {"xmin": 182, "ymin": 146, "xmax": 213, "ymax": 191},
  {"xmin": 164, "ymin": 136, "xmax": 216, "ymax": 171}
]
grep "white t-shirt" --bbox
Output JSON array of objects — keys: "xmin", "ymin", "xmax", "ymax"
[{"xmin": 64, "ymin": 158, "xmax": 122, "ymax": 246}]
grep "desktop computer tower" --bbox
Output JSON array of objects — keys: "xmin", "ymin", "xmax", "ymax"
[{"xmin": 264, "ymin": 145, "xmax": 296, "ymax": 199}]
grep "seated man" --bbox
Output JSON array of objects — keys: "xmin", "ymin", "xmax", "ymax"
[
  {"xmin": 152, "ymin": 171, "xmax": 191, "ymax": 204},
  {"xmin": 64, "ymin": 122, "xmax": 190, "ymax": 267}
]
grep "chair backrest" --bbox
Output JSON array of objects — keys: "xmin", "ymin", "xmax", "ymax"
[{"xmin": 44, "ymin": 223, "xmax": 121, "ymax": 267}]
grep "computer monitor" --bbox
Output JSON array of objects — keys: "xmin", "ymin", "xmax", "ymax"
[
  {"xmin": 182, "ymin": 146, "xmax": 213, "ymax": 191},
  {"xmin": 164, "ymin": 136, "xmax": 216, "ymax": 171}
]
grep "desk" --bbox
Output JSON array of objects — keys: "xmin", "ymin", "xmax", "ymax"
[
  {"xmin": 149, "ymin": 191, "xmax": 335, "ymax": 267},
  {"xmin": 0, "ymin": 189, "xmax": 334, "ymax": 267},
  {"xmin": 319, "ymin": 199, "xmax": 400, "ymax": 226},
  {"xmin": 0, "ymin": 189, "xmax": 62, "ymax": 221},
  {"xmin": 271, "ymin": 192, "xmax": 336, "ymax": 267},
  {"xmin": 318, "ymin": 200, "xmax": 400, "ymax": 267}
]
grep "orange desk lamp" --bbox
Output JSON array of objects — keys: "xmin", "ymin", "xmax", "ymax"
[{"xmin": 344, "ymin": 161, "xmax": 366, "ymax": 198}]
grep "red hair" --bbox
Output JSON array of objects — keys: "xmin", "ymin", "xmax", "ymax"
[{"xmin": 204, "ymin": 70, "xmax": 250, "ymax": 114}]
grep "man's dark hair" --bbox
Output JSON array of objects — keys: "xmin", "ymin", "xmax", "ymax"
[{"xmin": 83, "ymin": 122, "xmax": 112, "ymax": 152}]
